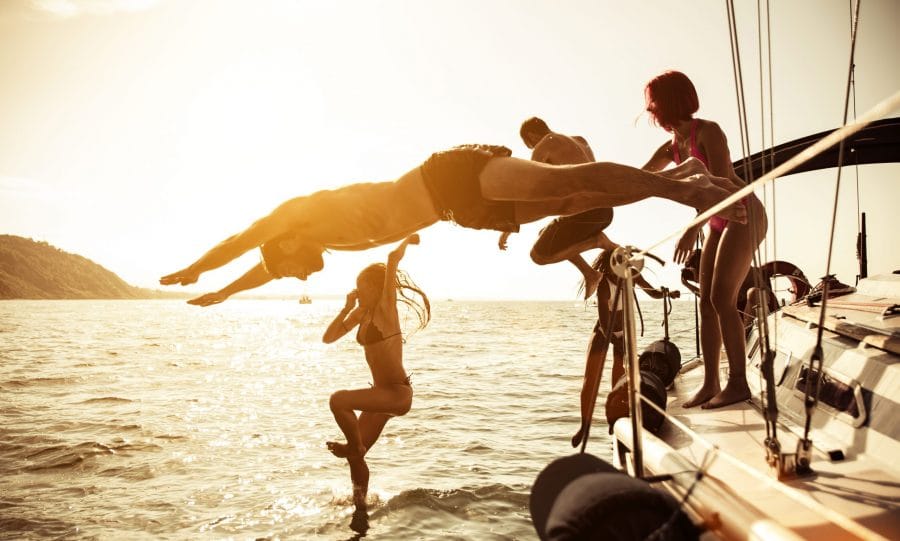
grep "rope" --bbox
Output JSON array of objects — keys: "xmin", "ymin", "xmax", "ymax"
[{"xmin": 645, "ymin": 448, "xmax": 718, "ymax": 541}]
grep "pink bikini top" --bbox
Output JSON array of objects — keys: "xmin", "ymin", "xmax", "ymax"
[
  {"xmin": 671, "ymin": 119, "xmax": 708, "ymax": 168},
  {"xmin": 672, "ymin": 119, "xmax": 728, "ymax": 232}
]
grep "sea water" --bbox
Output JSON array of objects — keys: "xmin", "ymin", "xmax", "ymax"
[{"xmin": 0, "ymin": 299, "xmax": 700, "ymax": 540}]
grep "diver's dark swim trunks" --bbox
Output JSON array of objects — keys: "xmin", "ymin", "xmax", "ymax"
[
  {"xmin": 532, "ymin": 208, "xmax": 614, "ymax": 260},
  {"xmin": 421, "ymin": 144, "xmax": 520, "ymax": 233}
]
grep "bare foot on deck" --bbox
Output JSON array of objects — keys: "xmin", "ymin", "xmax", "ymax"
[
  {"xmin": 702, "ymin": 381, "xmax": 751, "ymax": 409},
  {"xmin": 327, "ymin": 441, "xmax": 366, "ymax": 459},
  {"xmin": 682, "ymin": 384, "xmax": 720, "ymax": 408}
]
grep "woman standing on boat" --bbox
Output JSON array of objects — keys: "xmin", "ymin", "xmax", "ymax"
[
  {"xmin": 642, "ymin": 70, "xmax": 768, "ymax": 409},
  {"xmin": 322, "ymin": 234, "xmax": 429, "ymax": 509}
]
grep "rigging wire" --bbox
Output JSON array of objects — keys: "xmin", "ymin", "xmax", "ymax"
[
  {"xmin": 849, "ymin": 0, "xmax": 863, "ymax": 283},
  {"xmin": 800, "ymin": 0, "xmax": 864, "ymax": 469},
  {"xmin": 757, "ymin": 0, "xmax": 769, "ymax": 260},
  {"xmin": 766, "ymin": 0, "xmax": 777, "ymax": 265},
  {"xmin": 727, "ymin": 0, "xmax": 778, "ymax": 452}
]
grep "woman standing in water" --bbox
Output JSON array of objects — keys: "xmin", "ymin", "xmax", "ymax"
[
  {"xmin": 642, "ymin": 71, "xmax": 767, "ymax": 409},
  {"xmin": 322, "ymin": 234, "xmax": 429, "ymax": 508}
]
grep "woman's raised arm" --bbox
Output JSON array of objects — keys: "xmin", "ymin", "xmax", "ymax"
[{"xmin": 323, "ymin": 290, "xmax": 362, "ymax": 344}]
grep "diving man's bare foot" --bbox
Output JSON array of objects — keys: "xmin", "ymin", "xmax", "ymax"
[
  {"xmin": 659, "ymin": 156, "xmax": 708, "ymax": 178},
  {"xmin": 685, "ymin": 174, "xmax": 747, "ymax": 224},
  {"xmin": 327, "ymin": 441, "xmax": 366, "ymax": 459},
  {"xmin": 682, "ymin": 384, "xmax": 720, "ymax": 408},
  {"xmin": 702, "ymin": 381, "xmax": 751, "ymax": 409}
]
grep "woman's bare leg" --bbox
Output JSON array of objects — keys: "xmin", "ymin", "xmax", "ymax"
[
  {"xmin": 573, "ymin": 326, "xmax": 611, "ymax": 448},
  {"xmin": 682, "ymin": 230, "xmax": 723, "ymax": 408},
  {"xmin": 704, "ymin": 200, "xmax": 767, "ymax": 409},
  {"xmin": 327, "ymin": 412, "xmax": 391, "ymax": 458},
  {"xmin": 348, "ymin": 455, "xmax": 369, "ymax": 508},
  {"xmin": 327, "ymin": 386, "xmax": 410, "ymax": 455},
  {"xmin": 479, "ymin": 157, "xmax": 747, "ymax": 222},
  {"xmin": 327, "ymin": 385, "xmax": 411, "ymax": 506},
  {"xmin": 528, "ymin": 229, "xmax": 614, "ymax": 299}
]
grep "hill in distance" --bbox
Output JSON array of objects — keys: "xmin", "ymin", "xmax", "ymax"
[{"xmin": 0, "ymin": 234, "xmax": 186, "ymax": 300}]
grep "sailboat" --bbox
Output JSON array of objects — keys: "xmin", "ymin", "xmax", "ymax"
[
  {"xmin": 529, "ymin": 3, "xmax": 899, "ymax": 540},
  {"xmin": 605, "ymin": 121, "xmax": 900, "ymax": 540}
]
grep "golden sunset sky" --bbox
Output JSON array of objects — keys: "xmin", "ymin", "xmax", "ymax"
[{"xmin": 1, "ymin": 0, "xmax": 898, "ymax": 300}]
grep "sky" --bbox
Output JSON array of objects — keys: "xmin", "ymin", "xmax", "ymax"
[{"xmin": 1, "ymin": 0, "xmax": 898, "ymax": 300}]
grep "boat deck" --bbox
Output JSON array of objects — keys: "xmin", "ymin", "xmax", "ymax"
[
  {"xmin": 615, "ymin": 275, "xmax": 900, "ymax": 540},
  {"xmin": 648, "ymin": 363, "xmax": 900, "ymax": 539}
]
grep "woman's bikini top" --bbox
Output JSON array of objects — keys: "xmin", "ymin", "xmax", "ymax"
[
  {"xmin": 671, "ymin": 118, "xmax": 709, "ymax": 167},
  {"xmin": 672, "ymin": 119, "xmax": 729, "ymax": 232},
  {"xmin": 356, "ymin": 321, "xmax": 401, "ymax": 346}
]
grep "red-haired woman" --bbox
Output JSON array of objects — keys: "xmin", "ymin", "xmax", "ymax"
[{"xmin": 643, "ymin": 71, "xmax": 768, "ymax": 409}]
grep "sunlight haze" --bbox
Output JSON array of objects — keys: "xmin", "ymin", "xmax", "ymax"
[{"xmin": 1, "ymin": 0, "xmax": 897, "ymax": 300}]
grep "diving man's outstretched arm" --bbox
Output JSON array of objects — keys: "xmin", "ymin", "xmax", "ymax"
[
  {"xmin": 186, "ymin": 262, "xmax": 275, "ymax": 306},
  {"xmin": 160, "ymin": 215, "xmax": 284, "ymax": 286}
]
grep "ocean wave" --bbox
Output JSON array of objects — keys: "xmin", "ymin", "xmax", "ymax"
[
  {"xmin": 375, "ymin": 483, "xmax": 529, "ymax": 515},
  {"xmin": 0, "ymin": 516, "xmax": 79, "ymax": 540},
  {"xmin": 77, "ymin": 397, "xmax": 134, "ymax": 404},
  {"xmin": 16, "ymin": 439, "xmax": 162, "ymax": 473},
  {"xmin": 23, "ymin": 442, "xmax": 114, "ymax": 471},
  {"xmin": 0, "ymin": 376, "xmax": 79, "ymax": 389}
]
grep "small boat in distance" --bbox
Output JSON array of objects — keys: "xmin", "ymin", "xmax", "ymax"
[{"xmin": 298, "ymin": 294, "xmax": 312, "ymax": 305}]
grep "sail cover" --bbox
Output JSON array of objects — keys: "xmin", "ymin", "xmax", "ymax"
[{"xmin": 732, "ymin": 117, "xmax": 900, "ymax": 180}]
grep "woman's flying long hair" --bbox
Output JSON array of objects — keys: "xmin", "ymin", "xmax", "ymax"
[{"xmin": 358, "ymin": 263, "xmax": 431, "ymax": 334}]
